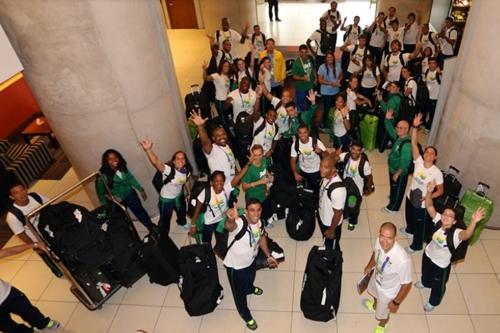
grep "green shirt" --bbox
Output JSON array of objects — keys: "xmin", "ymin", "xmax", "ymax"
[
  {"xmin": 96, "ymin": 170, "xmax": 144, "ymax": 205},
  {"xmin": 242, "ymin": 159, "xmax": 269, "ymax": 202},
  {"xmin": 292, "ymin": 56, "xmax": 315, "ymax": 91},
  {"xmin": 380, "ymin": 93, "xmax": 402, "ymax": 121},
  {"xmin": 385, "ymin": 119, "xmax": 412, "ymax": 175},
  {"xmin": 282, "ymin": 105, "xmax": 318, "ymax": 139}
]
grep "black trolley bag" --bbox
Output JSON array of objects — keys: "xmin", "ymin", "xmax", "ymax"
[
  {"xmin": 300, "ymin": 244, "xmax": 343, "ymax": 322},
  {"xmin": 185, "ymin": 84, "xmax": 211, "ymax": 120},
  {"xmin": 25, "ymin": 172, "xmax": 145, "ymax": 311},
  {"xmin": 178, "ymin": 241, "xmax": 224, "ymax": 316},
  {"xmin": 141, "ymin": 234, "xmax": 180, "ymax": 286},
  {"xmin": 286, "ymin": 187, "xmax": 317, "ymax": 241},
  {"xmin": 434, "ymin": 166, "xmax": 462, "ymax": 213}
]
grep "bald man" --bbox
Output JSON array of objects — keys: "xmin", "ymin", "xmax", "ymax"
[
  {"xmin": 362, "ymin": 222, "xmax": 412, "ymax": 333},
  {"xmin": 317, "ymin": 154, "xmax": 346, "ymax": 251}
]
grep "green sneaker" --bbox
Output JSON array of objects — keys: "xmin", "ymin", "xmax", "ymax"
[
  {"xmin": 45, "ymin": 320, "xmax": 61, "ymax": 330},
  {"xmin": 347, "ymin": 223, "xmax": 355, "ymax": 231},
  {"xmin": 363, "ymin": 299, "xmax": 375, "ymax": 313},
  {"xmin": 374, "ymin": 324, "xmax": 386, "ymax": 333},
  {"xmin": 253, "ymin": 286, "xmax": 263, "ymax": 296},
  {"xmin": 246, "ymin": 319, "xmax": 258, "ymax": 330}
]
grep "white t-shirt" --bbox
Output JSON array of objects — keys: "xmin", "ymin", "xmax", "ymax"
[
  {"xmin": 346, "ymin": 88, "xmax": 357, "ymax": 111},
  {"xmin": 0, "ymin": 280, "xmax": 12, "ymax": 306},
  {"xmin": 227, "ymin": 89, "xmax": 257, "ymax": 119},
  {"xmin": 344, "ymin": 24, "xmax": 361, "ymax": 44},
  {"xmin": 308, "ymin": 30, "xmax": 326, "ymax": 56},
  {"xmin": 211, "ymin": 73, "xmax": 230, "ymax": 101},
  {"xmin": 196, "ymin": 184, "xmax": 232, "ymax": 225},
  {"xmin": 271, "ymin": 97, "xmax": 287, "ymax": 132},
  {"xmin": 420, "ymin": 32, "xmax": 437, "ymax": 55},
  {"xmin": 385, "ymin": 16, "xmax": 399, "ymax": 28},
  {"xmin": 440, "ymin": 27, "xmax": 458, "ymax": 56},
  {"xmin": 424, "ymin": 69, "xmax": 441, "ymax": 100},
  {"xmin": 252, "ymin": 34, "xmax": 266, "ymax": 59},
  {"xmin": 346, "ymin": 45, "xmax": 369, "ymax": 74},
  {"xmin": 339, "ymin": 152, "xmax": 372, "ymax": 194},
  {"xmin": 388, "ymin": 27, "xmax": 405, "ymax": 47},
  {"xmin": 407, "ymin": 156, "xmax": 444, "ymax": 208},
  {"xmin": 321, "ymin": 10, "xmax": 342, "ymax": 34},
  {"xmin": 223, "ymin": 217, "xmax": 263, "ymax": 269},
  {"xmin": 235, "ymin": 69, "xmax": 253, "ymax": 85},
  {"xmin": 361, "ymin": 66, "xmax": 380, "ymax": 89},
  {"xmin": 425, "ymin": 212, "xmax": 463, "ymax": 268},
  {"xmin": 205, "ymin": 144, "xmax": 236, "ymax": 186},
  {"xmin": 6, "ymin": 194, "xmax": 47, "ymax": 242},
  {"xmin": 420, "ymin": 57, "xmax": 430, "ymax": 76},
  {"xmin": 404, "ymin": 78, "xmax": 418, "ymax": 104},
  {"xmin": 215, "ymin": 50, "xmax": 234, "ymax": 67},
  {"xmin": 290, "ymin": 137, "xmax": 326, "ymax": 173},
  {"xmin": 318, "ymin": 175, "xmax": 346, "ymax": 227},
  {"xmin": 403, "ymin": 22, "xmax": 419, "ymax": 45},
  {"xmin": 369, "ymin": 24, "xmax": 386, "ymax": 48},
  {"xmin": 372, "ymin": 239, "xmax": 413, "ymax": 299},
  {"xmin": 331, "ymin": 108, "xmax": 350, "ymax": 137},
  {"xmin": 384, "ymin": 52, "xmax": 410, "ymax": 82},
  {"xmin": 160, "ymin": 164, "xmax": 188, "ymax": 199},
  {"xmin": 215, "ymin": 29, "xmax": 242, "ymax": 48},
  {"xmin": 251, "ymin": 117, "xmax": 279, "ymax": 154},
  {"xmin": 259, "ymin": 68, "xmax": 271, "ymax": 91}
]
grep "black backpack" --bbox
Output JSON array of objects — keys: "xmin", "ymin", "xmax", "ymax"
[
  {"xmin": 234, "ymin": 112, "xmax": 254, "ymax": 143},
  {"xmin": 286, "ymin": 188, "xmax": 317, "ymax": 241},
  {"xmin": 337, "ymin": 153, "xmax": 369, "ymax": 187},
  {"xmin": 300, "ymin": 245, "xmax": 343, "ymax": 322},
  {"xmin": 8, "ymin": 193, "xmax": 43, "ymax": 224},
  {"xmin": 317, "ymin": 29, "xmax": 336, "ymax": 54},
  {"xmin": 408, "ymin": 78, "xmax": 430, "ymax": 110},
  {"xmin": 294, "ymin": 136, "xmax": 319, "ymax": 157},
  {"xmin": 425, "ymin": 68, "xmax": 441, "ymax": 85},
  {"xmin": 253, "ymin": 119, "xmax": 279, "ymax": 140},
  {"xmin": 327, "ymin": 179, "xmax": 362, "ymax": 219},
  {"xmin": 186, "ymin": 181, "xmax": 212, "ymax": 218},
  {"xmin": 396, "ymin": 139, "xmax": 423, "ymax": 174},
  {"xmin": 435, "ymin": 215, "xmax": 468, "ymax": 264},
  {"xmin": 152, "ymin": 164, "xmax": 175, "ymax": 194},
  {"xmin": 397, "ymin": 93, "xmax": 416, "ymax": 123}
]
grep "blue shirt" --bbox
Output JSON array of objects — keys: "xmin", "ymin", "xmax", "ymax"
[{"xmin": 318, "ymin": 63, "xmax": 341, "ymax": 96}]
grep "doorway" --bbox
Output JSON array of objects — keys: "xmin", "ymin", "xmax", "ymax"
[{"xmin": 162, "ymin": 0, "xmax": 198, "ymax": 29}]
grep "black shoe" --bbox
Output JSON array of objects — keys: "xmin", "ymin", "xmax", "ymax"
[
  {"xmin": 276, "ymin": 18, "xmax": 282, "ymax": 22},
  {"xmin": 269, "ymin": 18, "xmax": 273, "ymax": 22}
]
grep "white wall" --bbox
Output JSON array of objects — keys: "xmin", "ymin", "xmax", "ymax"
[{"xmin": 0, "ymin": 24, "xmax": 23, "ymax": 83}]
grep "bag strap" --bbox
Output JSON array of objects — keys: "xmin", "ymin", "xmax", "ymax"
[
  {"xmin": 8, "ymin": 193, "xmax": 42, "ymax": 226},
  {"xmin": 327, "ymin": 181, "xmax": 345, "ymax": 199},
  {"xmin": 29, "ymin": 192, "xmax": 43, "ymax": 205},
  {"xmin": 163, "ymin": 164, "xmax": 176, "ymax": 186},
  {"xmin": 226, "ymin": 215, "xmax": 250, "ymax": 254},
  {"xmin": 253, "ymin": 119, "xmax": 267, "ymax": 137}
]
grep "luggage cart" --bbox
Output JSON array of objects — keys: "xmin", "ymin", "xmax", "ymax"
[{"xmin": 24, "ymin": 171, "xmax": 144, "ymax": 310}]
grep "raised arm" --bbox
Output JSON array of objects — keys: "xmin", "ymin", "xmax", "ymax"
[
  {"xmin": 190, "ymin": 110, "xmax": 213, "ymax": 154},
  {"xmin": 140, "ymin": 139, "xmax": 166, "ymax": 173},
  {"xmin": 411, "ymin": 113, "xmax": 422, "ymax": 161},
  {"xmin": 207, "ymin": 34, "xmax": 218, "ymax": 56},
  {"xmin": 0, "ymin": 243, "xmax": 41, "ymax": 259},
  {"xmin": 340, "ymin": 18, "xmax": 348, "ymax": 31},
  {"xmin": 240, "ymin": 22, "xmax": 250, "ymax": 43},
  {"xmin": 225, "ymin": 207, "xmax": 239, "ymax": 232},
  {"xmin": 459, "ymin": 207, "xmax": 486, "ymax": 241},
  {"xmin": 306, "ymin": 38, "xmax": 317, "ymax": 56},
  {"xmin": 407, "ymin": 43, "xmax": 422, "ymax": 61},
  {"xmin": 384, "ymin": 110, "xmax": 397, "ymax": 140},
  {"xmin": 424, "ymin": 181, "xmax": 438, "ymax": 219},
  {"xmin": 202, "ymin": 62, "xmax": 214, "ymax": 82}
]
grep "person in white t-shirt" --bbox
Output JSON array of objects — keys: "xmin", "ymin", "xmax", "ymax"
[
  {"xmin": 403, "ymin": 114, "xmax": 444, "ymax": 253},
  {"xmin": 140, "ymin": 140, "xmax": 193, "ymax": 238},
  {"xmin": 234, "ymin": 58, "xmax": 254, "ymax": 88},
  {"xmin": 368, "ymin": 12, "xmax": 388, "ymax": 66},
  {"xmin": 437, "ymin": 17, "xmax": 458, "ymax": 59},
  {"xmin": 403, "ymin": 12, "xmax": 420, "ymax": 53},
  {"xmin": 418, "ymin": 24, "xmax": 439, "ymax": 56},
  {"xmin": 318, "ymin": 154, "xmax": 347, "ymax": 250},
  {"xmin": 387, "ymin": 20, "xmax": 404, "ymax": 50},
  {"xmin": 224, "ymin": 201, "xmax": 279, "ymax": 331},
  {"xmin": 225, "ymin": 77, "xmax": 257, "ymax": 120},
  {"xmin": 320, "ymin": 1, "xmax": 342, "ymax": 45},
  {"xmin": 338, "ymin": 141, "xmax": 374, "ymax": 231},
  {"xmin": 249, "ymin": 103, "xmax": 280, "ymax": 157},
  {"xmin": 362, "ymin": 222, "xmax": 413, "ymax": 333},
  {"xmin": 202, "ymin": 59, "xmax": 232, "ymax": 129},
  {"xmin": 0, "ymin": 243, "xmax": 61, "ymax": 332},
  {"xmin": 414, "ymin": 182, "xmax": 485, "ymax": 312},
  {"xmin": 327, "ymin": 92, "xmax": 351, "ymax": 151},
  {"xmin": 214, "ymin": 17, "xmax": 248, "ymax": 49},
  {"xmin": 251, "ymin": 25, "xmax": 266, "ymax": 73},
  {"xmin": 290, "ymin": 124, "xmax": 327, "ymax": 193},
  {"xmin": 422, "ymin": 57, "xmax": 442, "ymax": 131},
  {"xmin": 384, "ymin": 7, "xmax": 398, "ymax": 31},
  {"xmin": 383, "ymin": 40, "xmax": 420, "ymax": 83},
  {"xmin": 260, "ymin": 85, "xmax": 292, "ymax": 133},
  {"xmin": 340, "ymin": 35, "xmax": 370, "ymax": 79},
  {"xmin": 358, "ymin": 55, "xmax": 381, "ymax": 105},
  {"xmin": 306, "ymin": 19, "xmax": 332, "ymax": 69},
  {"xmin": 190, "ymin": 110, "xmax": 237, "ymax": 187},
  {"xmin": 401, "ymin": 66, "xmax": 418, "ymax": 106}
]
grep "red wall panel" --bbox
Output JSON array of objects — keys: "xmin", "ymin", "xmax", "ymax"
[{"xmin": 0, "ymin": 76, "xmax": 39, "ymax": 138}]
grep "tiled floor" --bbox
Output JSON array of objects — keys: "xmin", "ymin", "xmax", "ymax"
[{"xmin": 2, "ymin": 2, "xmax": 500, "ymax": 332}]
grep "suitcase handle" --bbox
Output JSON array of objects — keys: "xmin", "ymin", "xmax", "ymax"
[
  {"xmin": 190, "ymin": 84, "xmax": 201, "ymax": 96},
  {"xmin": 449, "ymin": 166, "xmax": 459, "ymax": 174},
  {"xmin": 476, "ymin": 182, "xmax": 490, "ymax": 197}
]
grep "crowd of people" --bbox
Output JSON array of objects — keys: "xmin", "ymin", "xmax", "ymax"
[{"xmin": 1, "ymin": 2, "xmax": 483, "ymax": 333}]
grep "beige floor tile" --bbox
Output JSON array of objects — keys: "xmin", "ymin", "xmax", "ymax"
[
  {"xmin": 417, "ymin": 273, "xmax": 468, "ymax": 315},
  {"xmin": 34, "ymin": 300, "xmax": 78, "ymax": 330},
  {"xmin": 294, "ymin": 238, "xmax": 324, "ymax": 272},
  {"xmin": 64, "ymin": 303, "xmax": 119, "ymax": 333},
  {"xmin": 250, "ymin": 270, "xmax": 294, "ymax": 311},
  {"xmin": 121, "ymin": 275, "xmax": 169, "ymax": 306},
  {"xmin": 384, "ymin": 314, "xmax": 429, "ymax": 333},
  {"xmin": 367, "ymin": 209, "xmax": 405, "ymax": 239},
  {"xmin": 266, "ymin": 218, "xmax": 289, "ymax": 238},
  {"xmin": 293, "ymin": 271, "xmax": 304, "ymax": 312},
  {"xmin": 341, "ymin": 238, "xmax": 373, "ymax": 273},
  {"xmin": 29, "ymin": 179, "xmax": 58, "ymax": 196},
  {"xmin": 270, "ymin": 236, "xmax": 296, "ymax": 272},
  {"xmin": 108, "ymin": 305, "xmax": 161, "ymax": 333},
  {"xmin": 454, "ymin": 241, "xmax": 494, "ymax": 274},
  {"xmin": 39, "ymin": 276, "xmax": 77, "ymax": 302},
  {"xmin": 0, "ymin": 259, "xmax": 25, "ymax": 282},
  {"xmin": 371, "ymin": 163, "xmax": 389, "ymax": 187},
  {"xmin": 481, "ymin": 239, "xmax": 500, "ymax": 273},
  {"xmin": 396, "ymin": 274, "xmax": 424, "ymax": 314},
  {"xmin": 336, "ymin": 313, "xmax": 377, "ymax": 333},
  {"xmin": 105, "ymin": 285, "xmax": 127, "ymax": 305},
  {"xmin": 478, "ymin": 228, "xmax": 500, "ymax": 240},
  {"xmin": 153, "ymin": 307, "xmax": 202, "ymax": 333},
  {"xmin": 1, "ymin": 237, "xmax": 33, "ymax": 261},
  {"xmin": 365, "ymin": 185, "xmax": 392, "ymax": 210},
  {"xmin": 217, "ymin": 269, "xmax": 238, "ymax": 310},
  {"xmin": 341, "ymin": 210, "xmax": 371, "ymax": 239},
  {"xmin": 470, "ymin": 315, "xmax": 500, "ymax": 333},
  {"xmin": 198, "ymin": 309, "xmax": 245, "ymax": 333},
  {"xmin": 245, "ymin": 310, "xmax": 292, "ymax": 333},
  {"xmin": 457, "ymin": 274, "xmax": 500, "ymax": 314},
  {"xmin": 63, "ymin": 168, "xmax": 79, "ymax": 179},
  {"xmin": 162, "ymin": 284, "xmax": 186, "ymax": 308},
  {"xmin": 10, "ymin": 260, "xmax": 54, "ymax": 300},
  {"xmin": 339, "ymin": 272, "xmax": 368, "ymax": 314},
  {"xmin": 365, "ymin": 150, "xmax": 389, "ymax": 165},
  {"xmin": 291, "ymin": 311, "xmax": 337, "ymax": 333},
  {"xmin": 426, "ymin": 314, "xmax": 474, "ymax": 333}
]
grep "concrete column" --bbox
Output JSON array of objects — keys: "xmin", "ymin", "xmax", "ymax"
[
  {"xmin": 433, "ymin": 0, "xmax": 500, "ymax": 228},
  {"xmin": 0, "ymin": 0, "xmax": 193, "ymax": 213}
]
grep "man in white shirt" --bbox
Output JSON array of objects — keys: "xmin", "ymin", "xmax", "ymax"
[
  {"xmin": 249, "ymin": 102, "xmax": 280, "ymax": 157},
  {"xmin": 418, "ymin": 24, "xmax": 439, "ymax": 56},
  {"xmin": 306, "ymin": 19, "xmax": 332, "ymax": 69},
  {"xmin": 422, "ymin": 57, "xmax": 441, "ymax": 131},
  {"xmin": 384, "ymin": 7, "xmax": 398, "ymax": 28},
  {"xmin": 438, "ymin": 17, "xmax": 458, "ymax": 59},
  {"xmin": 224, "ymin": 201, "xmax": 279, "ymax": 331},
  {"xmin": 290, "ymin": 124, "xmax": 327, "ymax": 194},
  {"xmin": 0, "ymin": 243, "xmax": 61, "ymax": 332},
  {"xmin": 368, "ymin": 12, "xmax": 388, "ymax": 66},
  {"xmin": 383, "ymin": 40, "xmax": 420, "ymax": 83},
  {"xmin": 317, "ymin": 154, "xmax": 347, "ymax": 251},
  {"xmin": 362, "ymin": 222, "xmax": 413, "ymax": 333},
  {"xmin": 340, "ymin": 35, "xmax": 370, "ymax": 79},
  {"xmin": 225, "ymin": 77, "xmax": 257, "ymax": 120},
  {"xmin": 214, "ymin": 17, "xmax": 248, "ymax": 49},
  {"xmin": 320, "ymin": 1, "xmax": 342, "ymax": 47},
  {"xmin": 401, "ymin": 66, "xmax": 418, "ymax": 106},
  {"xmin": 403, "ymin": 13, "xmax": 420, "ymax": 53}
]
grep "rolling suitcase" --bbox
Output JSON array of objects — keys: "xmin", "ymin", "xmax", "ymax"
[
  {"xmin": 286, "ymin": 188, "xmax": 317, "ymax": 241},
  {"xmin": 300, "ymin": 245, "xmax": 343, "ymax": 322},
  {"xmin": 434, "ymin": 166, "xmax": 462, "ymax": 213},
  {"xmin": 185, "ymin": 84, "xmax": 211, "ymax": 120},
  {"xmin": 459, "ymin": 182, "xmax": 494, "ymax": 245},
  {"xmin": 359, "ymin": 114, "xmax": 378, "ymax": 151},
  {"xmin": 141, "ymin": 235, "xmax": 179, "ymax": 286}
]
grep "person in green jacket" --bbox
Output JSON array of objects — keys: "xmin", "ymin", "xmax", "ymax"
[
  {"xmin": 383, "ymin": 110, "xmax": 412, "ymax": 213},
  {"xmin": 241, "ymin": 145, "xmax": 273, "ymax": 204},
  {"xmin": 96, "ymin": 149, "xmax": 157, "ymax": 233},
  {"xmin": 377, "ymin": 81, "xmax": 402, "ymax": 153},
  {"xmin": 292, "ymin": 44, "xmax": 316, "ymax": 112}
]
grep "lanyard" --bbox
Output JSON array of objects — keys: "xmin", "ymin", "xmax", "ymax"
[
  {"xmin": 239, "ymin": 92, "xmax": 251, "ymax": 107},
  {"xmin": 376, "ymin": 250, "xmax": 391, "ymax": 273}
]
